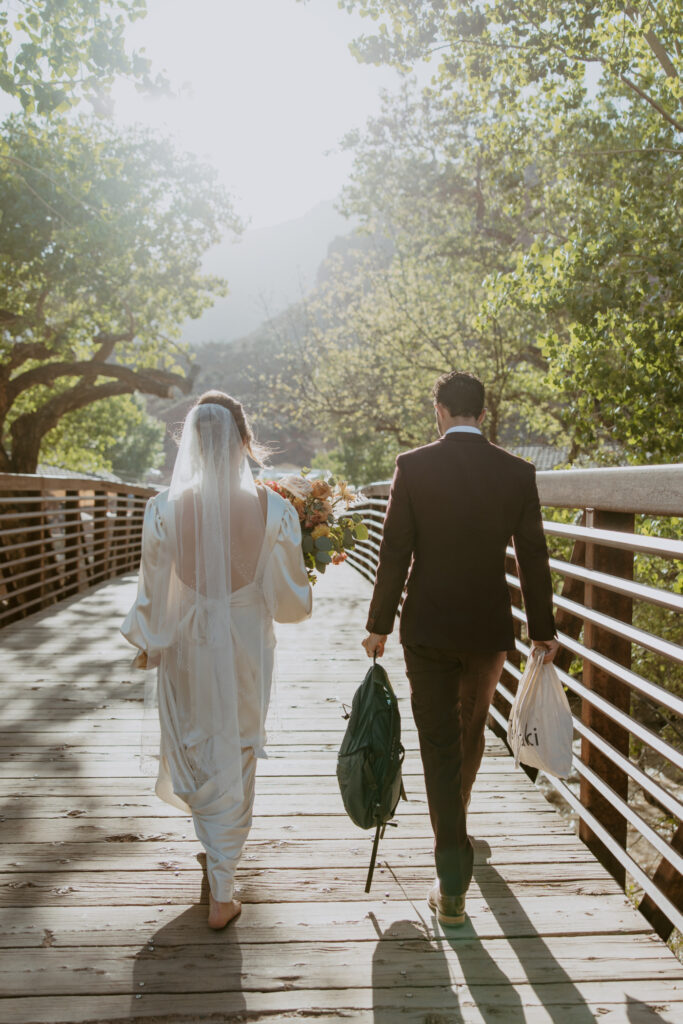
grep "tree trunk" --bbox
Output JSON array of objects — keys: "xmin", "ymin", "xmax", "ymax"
[{"xmin": 7, "ymin": 421, "xmax": 43, "ymax": 474}]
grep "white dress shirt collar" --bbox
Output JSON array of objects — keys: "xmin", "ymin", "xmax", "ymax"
[{"xmin": 444, "ymin": 425, "xmax": 482, "ymax": 436}]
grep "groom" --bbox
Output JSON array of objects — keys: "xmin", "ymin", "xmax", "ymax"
[{"xmin": 362, "ymin": 371, "xmax": 558, "ymax": 924}]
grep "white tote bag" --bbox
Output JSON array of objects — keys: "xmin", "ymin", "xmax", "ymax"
[{"xmin": 507, "ymin": 647, "xmax": 573, "ymax": 779}]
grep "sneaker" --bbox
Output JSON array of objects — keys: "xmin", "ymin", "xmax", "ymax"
[{"xmin": 427, "ymin": 880, "xmax": 466, "ymax": 926}]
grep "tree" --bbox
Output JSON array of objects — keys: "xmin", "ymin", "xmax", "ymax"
[
  {"xmin": 0, "ymin": 115, "xmax": 241, "ymax": 473},
  {"xmin": 304, "ymin": 1, "xmax": 683, "ymax": 466},
  {"xmin": 0, "ymin": 0, "xmax": 161, "ymax": 115},
  {"xmin": 271, "ymin": 87, "xmax": 562, "ymax": 479},
  {"xmin": 483, "ymin": 95, "xmax": 683, "ymax": 463},
  {"xmin": 338, "ymin": 0, "xmax": 683, "ymax": 132},
  {"xmin": 40, "ymin": 392, "xmax": 164, "ymax": 480},
  {"xmin": 193, "ymin": 326, "xmax": 321, "ymax": 468}
]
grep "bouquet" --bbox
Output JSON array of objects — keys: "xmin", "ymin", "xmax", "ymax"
[{"xmin": 263, "ymin": 471, "xmax": 368, "ymax": 584}]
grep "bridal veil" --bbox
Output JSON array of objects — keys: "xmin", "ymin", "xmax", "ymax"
[{"xmin": 127, "ymin": 402, "xmax": 266, "ymax": 802}]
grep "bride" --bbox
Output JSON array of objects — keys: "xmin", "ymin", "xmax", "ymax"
[{"xmin": 121, "ymin": 391, "xmax": 312, "ymax": 928}]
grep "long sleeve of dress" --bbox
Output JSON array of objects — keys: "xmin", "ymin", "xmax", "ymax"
[
  {"xmin": 120, "ymin": 496, "xmax": 174, "ymax": 668},
  {"xmin": 263, "ymin": 499, "xmax": 312, "ymax": 624}
]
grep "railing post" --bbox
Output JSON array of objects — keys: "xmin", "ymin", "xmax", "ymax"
[
  {"xmin": 81, "ymin": 489, "xmax": 95, "ymax": 585},
  {"xmin": 554, "ymin": 511, "xmax": 588, "ymax": 675},
  {"xmin": 23, "ymin": 490, "xmax": 48, "ymax": 611},
  {"xmin": 63, "ymin": 490, "xmax": 83, "ymax": 597},
  {"xmin": 111, "ymin": 492, "xmax": 124, "ymax": 578},
  {"xmin": 124, "ymin": 493, "xmax": 135, "ymax": 571},
  {"xmin": 579, "ymin": 507, "xmax": 635, "ymax": 885},
  {"xmin": 92, "ymin": 491, "xmax": 109, "ymax": 583},
  {"xmin": 638, "ymin": 821, "xmax": 683, "ymax": 941}
]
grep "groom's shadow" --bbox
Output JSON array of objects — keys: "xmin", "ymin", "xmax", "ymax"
[
  {"xmin": 373, "ymin": 839, "xmax": 649, "ymax": 1023},
  {"xmin": 370, "ymin": 909, "xmax": 524, "ymax": 1023},
  {"xmin": 433, "ymin": 840, "xmax": 595, "ymax": 1024},
  {"xmin": 130, "ymin": 853, "xmax": 245, "ymax": 1019}
]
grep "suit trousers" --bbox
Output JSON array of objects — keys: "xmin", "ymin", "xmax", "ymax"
[{"xmin": 403, "ymin": 644, "xmax": 507, "ymax": 897}]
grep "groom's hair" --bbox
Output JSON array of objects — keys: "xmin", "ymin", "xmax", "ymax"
[{"xmin": 433, "ymin": 372, "xmax": 485, "ymax": 418}]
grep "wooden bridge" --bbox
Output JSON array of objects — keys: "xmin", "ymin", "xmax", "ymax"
[{"xmin": 0, "ymin": 466, "xmax": 682, "ymax": 1022}]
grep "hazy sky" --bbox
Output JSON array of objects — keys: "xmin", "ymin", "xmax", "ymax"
[{"xmin": 108, "ymin": 0, "xmax": 403, "ymax": 229}]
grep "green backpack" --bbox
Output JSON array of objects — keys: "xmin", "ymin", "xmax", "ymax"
[{"xmin": 336, "ymin": 658, "xmax": 406, "ymax": 891}]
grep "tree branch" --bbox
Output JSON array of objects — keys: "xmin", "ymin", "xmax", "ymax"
[
  {"xmin": 6, "ymin": 349, "xmax": 168, "ymax": 403},
  {"xmin": 5, "ymin": 340, "xmax": 54, "ymax": 373},
  {"xmin": 619, "ymin": 74, "xmax": 683, "ymax": 131},
  {"xmin": 624, "ymin": 5, "xmax": 681, "ymax": 81},
  {"xmin": 8, "ymin": 364, "xmax": 195, "ymax": 473},
  {"xmin": 91, "ymin": 328, "xmax": 135, "ymax": 362}
]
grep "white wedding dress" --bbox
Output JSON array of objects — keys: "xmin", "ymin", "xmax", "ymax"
[{"xmin": 121, "ymin": 405, "xmax": 311, "ymax": 900}]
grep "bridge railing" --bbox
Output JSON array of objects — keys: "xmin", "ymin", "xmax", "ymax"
[
  {"xmin": 347, "ymin": 464, "xmax": 683, "ymax": 942},
  {"xmin": 0, "ymin": 473, "xmax": 155, "ymax": 627}
]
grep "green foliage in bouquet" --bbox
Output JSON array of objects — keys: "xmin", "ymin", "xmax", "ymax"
[{"xmin": 264, "ymin": 472, "xmax": 368, "ymax": 583}]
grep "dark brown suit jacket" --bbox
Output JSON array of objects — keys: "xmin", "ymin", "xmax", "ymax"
[{"xmin": 366, "ymin": 432, "xmax": 556, "ymax": 651}]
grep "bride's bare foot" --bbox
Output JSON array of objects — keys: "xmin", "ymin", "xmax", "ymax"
[{"xmin": 208, "ymin": 893, "xmax": 242, "ymax": 930}]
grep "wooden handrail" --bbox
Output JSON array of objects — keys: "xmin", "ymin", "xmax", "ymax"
[
  {"xmin": 0, "ymin": 473, "xmax": 154, "ymax": 498},
  {"xmin": 0, "ymin": 473, "xmax": 155, "ymax": 626},
  {"xmin": 347, "ymin": 463, "xmax": 683, "ymax": 941}
]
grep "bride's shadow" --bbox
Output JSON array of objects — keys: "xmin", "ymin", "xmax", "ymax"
[{"xmin": 130, "ymin": 853, "xmax": 246, "ymax": 1019}]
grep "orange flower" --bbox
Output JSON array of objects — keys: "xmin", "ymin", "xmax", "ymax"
[
  {"xmin": 312, "ymin": 479, "xmax": 333, "ymax": 500},
  {"xmin": 332, "ymin": 551, "xmax": 348, "ymax": 565},
  {"xmin": 292, "ymin": 498, "xmax": 306, "ymax": 522}
]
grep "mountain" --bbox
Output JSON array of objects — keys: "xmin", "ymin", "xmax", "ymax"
[{"xmin": 181, "ymin": 199, "xmax": 353, "ymax": 345}]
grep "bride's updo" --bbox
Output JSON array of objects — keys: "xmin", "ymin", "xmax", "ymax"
[{"xmin": 194, "ymin": 390, "xmax": 269, "ymax": 466}]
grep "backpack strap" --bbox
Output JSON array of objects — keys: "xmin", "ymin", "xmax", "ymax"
[{"xmin": 365, "ymin": 823, "xmax": 382, "ymax": 894}]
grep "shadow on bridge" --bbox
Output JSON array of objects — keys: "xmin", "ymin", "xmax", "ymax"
[
  {"xmin": 0, "ymin": 579, "xmax": 146, "ymax": 854},
  {"xmin": 129, "ymin": 854, "xmax": 248, "ymax": 1020},
  {"xmin": 370, "ymin": 843, "xmax": 600, "ymax": 1024},
  {"xmin": 371, "ymin": 842, "xmax": 674, "ymax": 1024}
]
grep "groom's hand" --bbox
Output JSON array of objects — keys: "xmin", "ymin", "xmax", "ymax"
[
  {"xmin": 362, "ymin": 633, "xmax": 387, "ymax": 659},
  {"xmin": 531, "ymin": 638, "xmax": 560, "ymax": 664}
]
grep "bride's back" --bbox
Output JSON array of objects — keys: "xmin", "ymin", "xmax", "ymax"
[
  {"xmin": 174, "ymin": 486, "xmax": 267, "ymax": 594},
  {"xmin": 168, "ymin": 401, "xmax": 266, "ymax": 599}
]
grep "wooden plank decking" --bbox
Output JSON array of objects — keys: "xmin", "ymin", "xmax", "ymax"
[{"xmin": 0, "ymin": 564, "xmax": 680, "ymax": 1023}]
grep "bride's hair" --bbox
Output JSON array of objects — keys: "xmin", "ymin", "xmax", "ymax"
[{"xmin": 193, "ymin": 390, "xmax": 270, "ymax": 466}]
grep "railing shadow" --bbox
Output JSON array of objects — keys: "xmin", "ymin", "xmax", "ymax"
[
  {"xmin": 626, "ymin": 995, "xmax": 676, "ymax": 1023},
  {"xmin": 0, "ymin": 576, "xmax": 166, "ymax": 905}
]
